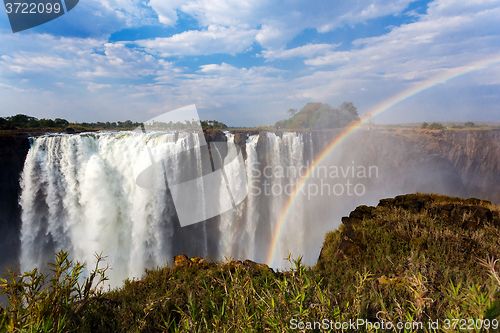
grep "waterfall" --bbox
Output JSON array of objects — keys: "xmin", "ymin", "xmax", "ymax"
[{"xmin": 19, "ymin": 131, "xmax": 310, "ymax": 284}]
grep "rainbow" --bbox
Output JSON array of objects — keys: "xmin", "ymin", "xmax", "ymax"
[{"xmin": 266, "ymin": 54, "xmax": 500, "ymax": 267}]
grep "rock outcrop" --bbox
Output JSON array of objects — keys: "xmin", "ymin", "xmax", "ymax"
[
  {"xmin": 318, "ymin": 193, "xmax": 500, "ymax": 263},
  {"xmin": 173, "ymin": 254, "xmax": 274, "ymax": 274}
]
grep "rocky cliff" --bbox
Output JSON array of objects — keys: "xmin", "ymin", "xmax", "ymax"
[
  {"xmin": 283, "ymin": 128, "xmax": 500, "ymax": 204},
  {"xmin": 440, "ymin": 130, "xmax": 500, "ymax": 203},
  {"xmin": 0, "ymin": 134, "xmax": 30, "ymax": 270}
]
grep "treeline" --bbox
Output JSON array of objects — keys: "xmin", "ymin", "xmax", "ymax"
[
  {"xmin": 275, "ymin": 102, "xmax": 359, "ymax": 130},
  {"xmin": 0, "ymin": 114, "xmax": 71, "ymax": 128},
  {"xmin": 421, "ymin": 121, "xmax": 477, "ymax": 130},
  {"xmin": 0, "ymin": 114, "xmax": 228, "ymax": 131},
  {"xmin": 0, "ymin": 114, "xmax": 142, "ymax": 130}
]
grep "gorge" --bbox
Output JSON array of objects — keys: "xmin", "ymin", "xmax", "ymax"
[{"xmin": 1, "ymin": 128, "xmax": 499, "ymax": 288}]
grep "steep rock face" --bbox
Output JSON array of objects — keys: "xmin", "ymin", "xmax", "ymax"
[
  {"xmin": 306, "ymin": 130, "xmax": 468, "ymax": 200},
  {"xmin": 305, "ymin": 129, "xmax": 500, "ymax": 204},
  {"xmin": 0, "ymin": 135, "xmax": 30, "ymax": 270},
  {"xmin": 440, "ymin": 130, "xmax": 500, "ymax": 203}
]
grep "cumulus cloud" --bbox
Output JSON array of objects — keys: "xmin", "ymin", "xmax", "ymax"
[
  {"xmin": 305, "ymin": 2, "xmax": 500, "ymax": 79},
  {"xmin": 0, "ymin": 35, "xmax": 159, "ymax": 80},
  {"xmin": 141, "ymin": 0, "xmax": 416, "ymax": 50},
  {"xmin": 135, "ymin": 25, "xmax": 258, "ymax": 56},
  {"xmin": 147, "ymin": 0, "xmax": 185, "ymax": 25}
]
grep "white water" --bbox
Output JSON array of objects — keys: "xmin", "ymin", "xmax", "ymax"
[{"xmin": 19, "ymin": 131, "xmax": 309, "ymax": 284}]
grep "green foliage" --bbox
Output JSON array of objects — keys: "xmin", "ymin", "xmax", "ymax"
[
  {"xmin": 428, "ymin": 122, "xmax": 445, "ymax": 130},
  {"xmin": 0, "ymin": 114, "xmax": 233, "ymax": 131},
  {"xmin": 275, "ymin": 102, "xmax": 360, "ymax": 130},
  {"xmin": 200, "ymin": 120, "xmax": 228, "ymax": 130},
  {"xmin": 274, "ymin": 119, "xmax": 289, "ymax": 130},
  {"xmin": 450, "ymin": 123, "xmax": 464, "ymax": 129},
  {"xmin": 421, "ymin": 122, "xmax": 429, "ymax": 129},
  {"xmin": 0, "ymin": 114, "xmax": 145, "ymax": 131},
  {"xmin": 464, "ymin": 121, "xmax": 476, "ymax": 128},
  {"xmin": 0, "ymin": 250, "xmax": 109, "ymax": 332}
]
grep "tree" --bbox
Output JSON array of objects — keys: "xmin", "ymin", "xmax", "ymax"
[
  {"xmin": 339, "ymin": 102, "xmax": 358, "ymax": 118},
  {"xmin": 287, "ymin": 109, "xmax": 297, "ymax": 117},
  {"xmin": 429, "ymin": 122, "xmax": 445, "ymax": 130},
  {"xmin": 421, "ymin": 122, "xmax": 429, "ymax": 129},
  {"xmin": 54, "ymin": 118, "xmax": 69, "ymax": 127},
  {"xmin": 464, "ymin": 121, "xmax": 476, "ymax": 128},
  {"xmin": 8, "ymin": 114, "xmax": 38, "ymax": 127}
]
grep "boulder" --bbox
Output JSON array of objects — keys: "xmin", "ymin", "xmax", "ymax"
[
  {"xmin": 243, "ymin": 259, "xmax": 274, "ymax": 273},
  {"xmin": 174, "ymin": 254, "xmax": 191, "ymax": 268}
]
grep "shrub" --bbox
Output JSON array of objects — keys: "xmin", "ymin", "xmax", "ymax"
[
  {"xmin": 0, "ymin": 251, "xmax": 109, "ymax": 332},
  {"xmin": 428, "ymin": 122, "xmax": 445, "ymax": 130}
]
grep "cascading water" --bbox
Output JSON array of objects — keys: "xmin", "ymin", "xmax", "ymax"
[{"xmin": 19, "ymin": 131, "xmax": 311, "ymax": 284}]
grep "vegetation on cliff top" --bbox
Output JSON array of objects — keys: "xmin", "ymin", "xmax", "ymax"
[
  {"xmin": 274, "ymin": 102, "xmax": 360, "ymax": 130},
  {"xmin": 2, "ymin": 194, "xmax": 500, "ymax": 332},
  {"xmin": 0, "ymin": 114, "xmax": 144, "ymax": 132},
  {"xmin": 0, "ymin": 114, "xmax": 229, "ymax": 133}
]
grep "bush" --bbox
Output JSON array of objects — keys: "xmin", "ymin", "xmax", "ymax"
[
  {"xmin": 275, "ymin": 102, "xmax": 360, "ymax": 130},
  {"xmin": 464, "ymin": 121, "xmax": 476, "ymax": 128},
  {"xmin": 421, "ymin": 122, "xmax": 429, "ymax": 129},
  {"xmin": 0, "ymin": 251, "xmax": 109, "ymax": 332},
  {"xmin": 428, "ymin": 122, "xmax": 445, "ymax": 130}
]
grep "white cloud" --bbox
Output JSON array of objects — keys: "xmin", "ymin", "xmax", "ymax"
[
  {"xmin": 0, "ymin": 35, "xmax": 159, "ymax": 80},
  {"xmin": 0, "ymin": 82, "xmax": 29, "ymax": 93},
  {"xmin": 180, "ymin": 0, "xmax": 267, "ymax": 27},
  {"xmin": 135, "ymin": 25, "xmax": 258, "ymax": 56},
  {"xmin": 1, "ymin": 55, "xmax": 70, "ymax": 74},
  {"xmin": 262, "ymin": 43, "xmax": 339, "ymax": 60},
  {"xmin": 318, "ymin": 0, "xmax": 414, "ymax": 32},
  {"xmin": 198, "ymin": 62, "xmax": 237, "ymax": 73},
  {"xmin": 83, "ymin": 82, "xmax": 113, "ymax": 92},
  {"xmin": 141, "ymin": 0, "xmax": 416, "ymax": 51},
  {"xmin": 147, "ymin": 0, "xmax": 185, "ymax": 25},
  {"xmin": 305, "ymin": 3, "xmax": 500, "ymax": 77}
]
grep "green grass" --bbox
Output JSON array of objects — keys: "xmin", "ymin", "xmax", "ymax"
[{"xmin": 2, "ymin": 193, "xmax": 500, "ymax": 332}]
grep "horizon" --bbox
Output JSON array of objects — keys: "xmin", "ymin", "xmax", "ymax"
[{"xmin": 2, "ymin": 112, "xmax": 500, "ymax": 128}]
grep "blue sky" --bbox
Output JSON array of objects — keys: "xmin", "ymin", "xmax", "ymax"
[{"xmin": 1, "ymin": 0, "xmax": 499, "ymax": 126}]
